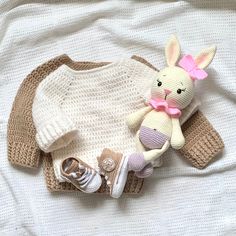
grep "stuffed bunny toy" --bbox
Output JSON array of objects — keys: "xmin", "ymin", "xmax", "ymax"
[{"xmin": 126, "ymin": 35, "xmax": 216, "ymax": 178}]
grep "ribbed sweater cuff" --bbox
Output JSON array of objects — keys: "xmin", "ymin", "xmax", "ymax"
[
  {"xmin": 36, "ymin": 116, "xmax": 78, "ymax": 152},
  {"xmin": 8, "ymin": 141, "xmax": 41, "ymax": 168}
]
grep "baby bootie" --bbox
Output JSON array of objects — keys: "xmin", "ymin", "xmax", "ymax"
[
  {"xmin": 60, "ymin": 157, "xmax": 102, "ymax": 193},
  {"xmin": 97, "ymin": 148, "xmax": 129, "ymax": 198}
]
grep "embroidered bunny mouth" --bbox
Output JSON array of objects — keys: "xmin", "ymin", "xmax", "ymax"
[{"xmin": 164, "ymin": 89, "xmax": 171, "ymax": 100}]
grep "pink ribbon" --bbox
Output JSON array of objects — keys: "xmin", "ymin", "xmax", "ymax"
[
  {"xmin": 149, "ymin": 99, "xmax": 181, "ymax": 118},
  {"xmin": 178, "ymin": 55, "xmax": 208, "ymax": 80}
]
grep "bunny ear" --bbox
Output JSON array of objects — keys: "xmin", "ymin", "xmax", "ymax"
[
  {"xmin": 165, "ymin": 35, "xmax": 181, "ymax": 66},
  {"xmin": 194, "ymin": 45, "xmax": 216, "ymax": 69}
]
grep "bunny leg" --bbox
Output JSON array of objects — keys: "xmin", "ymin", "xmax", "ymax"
[
  {"xmin": 143, "ymin": 140, "xmax": 170, "ymax": 163},
  {"xmin": 128, "ymin": 146, "xmax": 167, "ymax": 172},
  {"xmin": 128, "ymin": 131, "xmax": 147, "ymax": 171},
  {"xmin": 128, "ymin": 153, "xmax": 146, "ymax": 171},
  {"xmin": 135, "ymin": 163, "xmax": 154, "ymax": 178},
  {"xmin": 128, "ymin": 134, "xmax": 169, "ymax": 171}
]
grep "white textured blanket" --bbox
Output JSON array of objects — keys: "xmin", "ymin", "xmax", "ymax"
[{"xmin": 0, "ymin": 1, "xmax": 235, "ymax": 235}]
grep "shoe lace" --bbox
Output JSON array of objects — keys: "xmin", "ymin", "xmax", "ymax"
[{"xmin": 70, "ymin": 164, "xmax": 95, "ymax": 188}]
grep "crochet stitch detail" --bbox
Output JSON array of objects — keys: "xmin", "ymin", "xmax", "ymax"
[
  {"xmin": 7, "ymin": 55, "xmax": 224, "ymax": 194},
  {"xmin": 32, "ymin": 58, "xmax": 159, "ymax": 181}
]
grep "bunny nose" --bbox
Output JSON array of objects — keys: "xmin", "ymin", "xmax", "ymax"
[{"xmin": 164, "ymin": 89, "xmax": 172, "ymax": 95}]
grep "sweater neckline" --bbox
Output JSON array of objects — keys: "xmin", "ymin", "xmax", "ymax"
[{"xmin": 61, "ymin": 58, "xmax": 128, "ymax": 76}]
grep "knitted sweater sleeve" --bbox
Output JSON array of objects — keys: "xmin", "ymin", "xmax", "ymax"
[{"xmin": 32, "ymin": 67, "xmax": 78, "ymax": 153}]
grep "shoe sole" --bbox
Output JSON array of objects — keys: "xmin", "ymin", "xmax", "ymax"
[
  {"xmin": 62, "ymin": 172, "xmax": 102, "ymax": 193},
  {"xmin": 110, "ymin": 155, "xmax": 129, "ymax": 198}
]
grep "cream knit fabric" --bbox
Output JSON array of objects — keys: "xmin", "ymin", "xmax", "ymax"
[
  {"xmin": 33, "ymin": 58, "xmax": 153, "ymax": 181},
  {"xmin": 1, "ymin": 1, "xmax": 234, "ymax": 235},
  {"xmin": 32, "ymin": 58, "xmax": 198, "ymax": 181}
]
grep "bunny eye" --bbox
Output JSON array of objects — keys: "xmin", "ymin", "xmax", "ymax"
[
  {"xmin": 177, "ymin": 88, "xmax": 186, "ymax": 94},
  {"xmin": 157, "ymin": 79, "xmax": 162, "ymax": 87}
]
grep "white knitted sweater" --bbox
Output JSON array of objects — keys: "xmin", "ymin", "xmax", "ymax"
[{"xmin": 32, "ymin": 58, "xmax": 197, "ymax": 181}]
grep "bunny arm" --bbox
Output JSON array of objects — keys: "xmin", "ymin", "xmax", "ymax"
[
  {"xmin": 126, "ymin": 106, "xmax": 153, "ymax": 129},
  {"xmin": 171, "ymin": 118, "xmax": 185, "ymax": 149},
  {"xmin": 142, "ymin": 88, "xmax": 151, "ymax": 105}
]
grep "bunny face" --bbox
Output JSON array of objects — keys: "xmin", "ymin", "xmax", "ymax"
[
  {"xmin": 150, "ymin": 35, "xmax": 216, "ymax": 110},
  {"xmin": 151, "ymin": 66, "xmax": 194, "ymax": 109}
]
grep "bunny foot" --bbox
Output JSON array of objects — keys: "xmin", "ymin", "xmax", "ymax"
[
  {"xmin": 128, "ymin": 153, "xmax": 146, "ymax": 171},
  {"xmin": 135, "ymin": 163, "xmax": 153, "ymax": 178}
]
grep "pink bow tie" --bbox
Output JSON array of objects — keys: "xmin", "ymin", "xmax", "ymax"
[
  {"xmin": 149, "ymin": 99, "xmax": 181, "ymax": 118},
  {"xmin": 178, "ymin": 55, "xmax": 208, "ymax": 80}
]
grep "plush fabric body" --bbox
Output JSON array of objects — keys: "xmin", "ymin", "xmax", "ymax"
[{"xmin": 139, "ymin": 111, "xmax": 172, "ymax": 149}]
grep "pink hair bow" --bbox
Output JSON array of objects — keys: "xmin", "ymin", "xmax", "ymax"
[
  {"xmin": 178, "ymin": 55, "xmax": 208, "ymax": 80},
  {"xmin": 149, "ymin": 99, "xmax": 181, "ymax": 118}
]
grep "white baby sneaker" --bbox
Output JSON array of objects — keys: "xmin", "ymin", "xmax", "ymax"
[
  {"xmin": 97, "ymin": 148, "xmax": 129, "ymax": 198},
  {"xmin": 61, "ymin": 157, "xmax": 102, "ymax": 193}
]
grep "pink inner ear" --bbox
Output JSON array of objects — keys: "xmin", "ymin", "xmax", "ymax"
[{"xmin": 195, "ymin": 53, "xmax": 208, "ymax": 66}]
